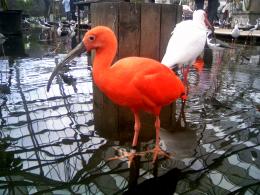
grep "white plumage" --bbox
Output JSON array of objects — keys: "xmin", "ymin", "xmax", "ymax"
[
  {"xmin": 161, "ymin": 10, "xmax": 210, "ymax": 69},
  {"xmin": 231, "ymin": 24, "xmax": 240, "ymax": 39}
]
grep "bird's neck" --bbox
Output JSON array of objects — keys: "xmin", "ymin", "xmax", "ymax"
[
  {"xmin": 92, "ymin": 43, "xmax": 117, "ymax": 86},
  {"xmin": 194, "ymin": 20, "xmax": 208, "ymax": 31}
]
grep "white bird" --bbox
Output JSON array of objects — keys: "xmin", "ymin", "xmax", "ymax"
[
  {"xmin": 249, "ymin": 19, "xmax": 259, "ymax": 32},
  {"xmin": 207, "ymin": 31, "xmax": 234, "ymax": 51},
  {"xmin": 231, "ymin": 24, "xmax": 240, "ymax": 39},
  {"xmin": 161, "ymin": 9, "xmax": 212, "ymax": 103},
  {"xmin": 245, "ymin": 19, "xmax": 254, "ymax": 30},
  {"xmin": 57, "ymin": 22, "xmax": 69, "ymax": 37},
  {"xmin": 69, "ymin": 21, "xmax": 76, "ymax": 38},
  {"xmin": 38, "ymin": 19, "xmax": 53, "ymax": 30},
  {"xmin": 161, "ymin": 10, "xmax": 212, "ymax": 70},
  {"xmin": 57, "ymin": 21, "xmax": 76, "ymax": 38}
]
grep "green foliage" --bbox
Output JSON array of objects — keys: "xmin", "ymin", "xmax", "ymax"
[{"xmin": 0, "ymin": 0, "xmax": 8, "ymax": 11}]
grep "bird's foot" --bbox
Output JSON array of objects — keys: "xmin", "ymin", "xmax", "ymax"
[
  {"xmin": 108, "ymin": 147, "xmax": 145, "ymax": 167},
  {"xmin": 147, "ymin": 146, "xmax": 172, "ymax": 163}
]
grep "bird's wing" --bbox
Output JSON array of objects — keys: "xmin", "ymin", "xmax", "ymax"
[{"xmin": 132, "ymin": 65, "xmax": 185, "ymax": 107}]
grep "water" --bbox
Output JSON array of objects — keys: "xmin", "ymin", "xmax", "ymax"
[{"xmin": 0, "ymin": 30, "xmax": 260, "ymax": 194}]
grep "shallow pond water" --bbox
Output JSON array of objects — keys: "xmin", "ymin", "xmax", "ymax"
[{"xmin": 0, "ymin": 30, "xmax": 260, "ymax": 194}]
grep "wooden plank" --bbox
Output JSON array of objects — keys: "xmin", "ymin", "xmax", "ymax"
[
  {"xmin": 215, "ymin": 28, "xmax": 260, "ymax": 37},
  {"xmin": 118, "ymin": 2, "xmax": 141, "ymax": 58},
  {"xmin": 91, "ymin": 2, "xmax": 183, "ymax": 138},
  {"xmin": 138, "ymin": 3, "xmax": 161, "ymax": 139},
  {"xmin": 117, "ymin": 2, "xmax": 141, "ymax": 133},
  {"xmin": 159, "ymin": 4, "xmax": 179, "ymax": 60},
  {"xmin": 91, "ymin": 2, "xmax": 119, "ymax": 139},
  {"xmin": 140, "ymin": 3, "xmax": 161, "ymax": 60},
  {"xmin": 159, "ymin": 4, "xmax": 181, "ymax": 127},
  {"xmin": 176, "ymin": 4, "xmax": 183, "ymax": 24}
]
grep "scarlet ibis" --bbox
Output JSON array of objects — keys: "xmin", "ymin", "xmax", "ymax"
[{"xmin": 47, "ymin": 26, "xmax": 186, "ymax": 164}]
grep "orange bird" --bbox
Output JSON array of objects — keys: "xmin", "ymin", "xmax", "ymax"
[{"xmin": 47, "ymin": 26, "xmax": 186, "ymax": 163}]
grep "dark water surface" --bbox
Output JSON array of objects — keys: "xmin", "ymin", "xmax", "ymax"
[{"xmin": 0, "ymin": 31, "xmax": 260, "ymax": 194}]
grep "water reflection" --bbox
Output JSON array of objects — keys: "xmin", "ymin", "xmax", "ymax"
[{"xmin": 0, "ymin": 31, "xmax": 260, "ymax": 194}]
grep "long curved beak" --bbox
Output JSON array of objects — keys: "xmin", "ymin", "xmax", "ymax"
[{"xmin": 47, "ymin": 42, "xmax": 86, "ymax": 92}]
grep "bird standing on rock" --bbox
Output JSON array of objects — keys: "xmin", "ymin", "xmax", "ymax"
[{"xmin": 47, "ymin": 26, "xmax": 186, "ymax": 164}]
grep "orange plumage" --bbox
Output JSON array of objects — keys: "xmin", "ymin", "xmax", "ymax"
[
  {"xmin": 84, "ymin": 27, "xmax": 185, "ymax": 115},
  {"xmin": 83, "ymin": 26, "xmax": 185, "ymax": 162},
  {"xmin": 48, "ymin": 26, "xmax": 186, "ymax": 164}
]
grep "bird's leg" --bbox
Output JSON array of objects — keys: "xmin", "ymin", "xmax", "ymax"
[
  {"xmin": 176, "ymin": 65, "xmax": 189, "ymax": 128},
  {"xmin": 127, "ymin": 112, "xmax": 142, "ymax": 166},
  {"xmin": 132, "ymin": 112, "xmax": 141, "ymax": 147},
  {"xmin": 152, "ymin": 116, "xmax": 170, "ymax": 163},
  {"xmin": 107, "ymin": 113, "xmax": 145, "ymax": 167},
  {"xmin": 183, "ymin": 65, "xmax": 190, "ymax": 96},
  {"xmin": 176, "ymin": 98, "xmax": 187, "ymax": 127}
]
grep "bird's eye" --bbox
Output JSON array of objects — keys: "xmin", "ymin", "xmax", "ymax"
[{"xmin": 88, "ymin": 35, "xmax": 95, "ymax": 42}]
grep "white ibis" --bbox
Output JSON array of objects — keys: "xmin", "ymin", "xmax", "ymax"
[
  {"xmin": 161, "ymin": 9, "xmax": 213, "ymax": 101},
  {"xmin": 161, "ymin": 10, "xmax": 212, "ymax": 69}
]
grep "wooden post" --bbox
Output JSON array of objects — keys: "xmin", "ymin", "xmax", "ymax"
[{"xmin": 91, "ymin": 2, "xmax": 182, "ymax": 140}]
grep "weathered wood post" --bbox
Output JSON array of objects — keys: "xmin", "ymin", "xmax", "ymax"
[{"xmin": 91, "ymin": 2, "xmax": 182, "ymax": 141}]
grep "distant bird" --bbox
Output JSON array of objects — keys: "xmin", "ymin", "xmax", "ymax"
[
  {"xmin": 231, "ymin": 24, "xmax": 240, "ymax": 43},
  {"xmin": 57, "ymin": 21, "xmax": 76, "ymax": 38},
  {"xmin": 57, "ymin": 22, "xmax": 69, "ymax": 37},
  {"xmin": 244, "ymin": 19, "xmax": 259, "ymax": 45},
  {"xmin": 38, "ymin": 19, "xmax": 53, "ymax": 30},
  {"xmin": 248, "ymin": 19, "xmax": 259, "ymax": 34},
  {"xmin": 47, "ymin": 26, "xmax": 186, "ymax": 164},
  {"xmin": 244, "ymin": 19, "xmax": 255, "ymax": 30},
  {"xmin": 206, "ymin": 31, "xmax": 234, "ymax": 50},
  {"xmin": 0, "ymin": 33, "xmax": 7, "ymax": 45},
  {"xmin": 69, "ymin": 21, "xmax": 76, "ymax": 38},
  {"xmin": 161, "ymin": 9, "xmax": 212, "ymax": 99}
]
